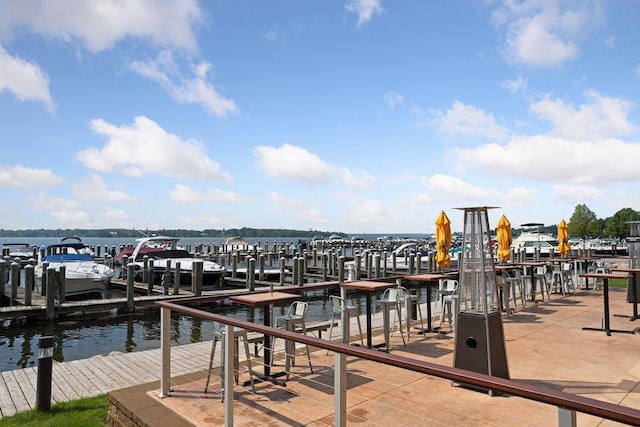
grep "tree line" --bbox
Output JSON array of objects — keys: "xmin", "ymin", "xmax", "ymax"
[
  {"xmin": 513, "ymin": 205, "xmax": 640, "ymax": 240},
  {"xmin": 0, "ymin": 227, "xmax": 346, "ymax": 239}
]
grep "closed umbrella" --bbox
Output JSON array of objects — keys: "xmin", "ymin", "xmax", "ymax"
[
  {"xmin": 496, "ymin": 215, "xmax": 512, "ymax": 262},
  {"xmin": 435, "ymin": 210, "xmax": 452, "ymax": 268},
  {"xmin": 558, "ymin": 219, "xmax": 570, "ymax": 256}
]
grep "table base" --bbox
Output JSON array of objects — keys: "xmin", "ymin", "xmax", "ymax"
[
  {"xmin": 581, "ymin": 326, "xmax": 635, "ymax": 336},
  {"xmin": 242, "ymin": 370, "xmax": 287, "ymax": 387},
  {"xmin": 613, "ymin": 313, "xmax": 640, "ymax": 321}
]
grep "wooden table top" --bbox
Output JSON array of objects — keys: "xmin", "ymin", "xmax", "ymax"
[
  {"xmin": 339, "ymin": 280, "xmax": 398, "ymax": 291},
  {"xmin": 403, "ymin": 272, "xmax": 454, "ymax": 281},
  {"xmin": 579, "ymin": 273, "xmax": 628, "ymax": 280},
  {"xmin": 612, "ymin": 268, "xmax": 640, "ymax": 273},
  {"xmin": 514, "ymin": 261, "xmax": 547, "ymax": 266},
  {"xmin": 228, "ymin": 291, "xmax": 301, "ymax": 306}
]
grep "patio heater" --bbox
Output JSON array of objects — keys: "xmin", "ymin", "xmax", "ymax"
[{"xmin": 453, "ymin": 207, "xmax": 510, "ymax": 390}]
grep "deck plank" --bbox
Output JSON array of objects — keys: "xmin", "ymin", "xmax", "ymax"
[
  {"xmin": 0, "ymin": 371, "xmax": 17, "ymax": 418},
  {"xmin": 1, "ymin": 371, "xmax": 31, "ymax": 414}
]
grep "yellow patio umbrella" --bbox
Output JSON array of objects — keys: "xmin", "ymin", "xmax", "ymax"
[
  {"xmin": 496, "ymin": 215, "xmax": 512, "ymax": 262},
  {"xmin": 558, "ymin": 219, "xmax": 571, "ymax": 256},
  {"xmin": 435, "ymin": 210, "xmax": 452, "ymax": 268}
]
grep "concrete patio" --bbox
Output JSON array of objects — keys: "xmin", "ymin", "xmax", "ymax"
[{"xmin": 108, "ymin": 283, "xmax": 640, "ymax": 426}]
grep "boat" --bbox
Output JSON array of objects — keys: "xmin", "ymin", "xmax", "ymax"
[
  {"xmin": 125, "ymin": 236, "xmax": 226, "ymax": 287},
  {"xmin": 2, "ymin": 242, "xmax": 36, "ymax": 261},
  {"xmin": 34, "ymin": 237, "xmax": 115, "ymax": 297},
  {"xmin": 511, "ymin": 232, "xmax": 559, "ymax": 254}
]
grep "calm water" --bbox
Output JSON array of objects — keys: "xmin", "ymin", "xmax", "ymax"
[{"xmin": 0, "ymin": 235, "xmax": 431, "ymax": 372}]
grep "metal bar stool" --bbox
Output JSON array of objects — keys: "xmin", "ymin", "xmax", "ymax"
[{"xmin": 205, "ymin": 322, "xmax": 255, "ymax": 400}]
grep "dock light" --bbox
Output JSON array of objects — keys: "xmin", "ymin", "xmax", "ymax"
[{"xmin": 36, "ymin": 336, "xmax": 54, "ymax": 411}]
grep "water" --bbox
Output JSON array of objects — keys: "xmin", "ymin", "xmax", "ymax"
[{"xmin": 0, "ymin": 235, "xmax": 432, "ymax": 372}]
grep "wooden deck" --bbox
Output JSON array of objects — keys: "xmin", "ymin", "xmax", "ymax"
[{"xmin": 0, "ymin": 340, "xmax": 213, "ymax": 418}]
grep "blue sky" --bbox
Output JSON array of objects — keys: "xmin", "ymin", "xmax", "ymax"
[{"xmin": 1, "ymin": 0, "xmax": 639, "ymax": 235}]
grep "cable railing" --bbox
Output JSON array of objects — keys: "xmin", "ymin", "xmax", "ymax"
[{"xmin": 156, "ymin": 298, "xmax": 640, "ymax": 427}]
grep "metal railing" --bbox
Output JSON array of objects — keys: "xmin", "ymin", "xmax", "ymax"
[{"xmin": 156, "ymin": 298, "xmax": 640, "ymax": 427}]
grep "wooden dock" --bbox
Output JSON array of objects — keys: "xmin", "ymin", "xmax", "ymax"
[{"xmin": 0, "ymin": 340, "xmax": 213, "ymax": 418}]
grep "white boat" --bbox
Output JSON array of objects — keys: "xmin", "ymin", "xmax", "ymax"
[
  {"xmin": 34, "ymin": 237, "xmax": 115, "ymax": 297},
  {"xmin": 346, "ymin": 242, "xmax": 432, "ymax": 272},
  {"xmin": 511, "ymin": 232, "xmax": 559, "ymax": 254},
  {"xmin": 127, "ymin": 236, "xmax": 226, "ymax": 287}
]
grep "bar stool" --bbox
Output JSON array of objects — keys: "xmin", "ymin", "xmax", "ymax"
[
  {"xmin": 535, "ymin": 266, "xmax": 550, "ymax": 301},
  {"xmin": 561, "ymin": 263, "xmax": 575, "ymax": 294},
  {"xmin": 437, "ymin": 279, "xmax": 458, "ymax": 335},
  {"xmin": 205, "ymin": 322, "xmax": 255, "ymax": 400},
  {"xmin": 327, "ymin": 295, "xmax": 364, "ymax": 352},
  {"xmin": 374, "ymin": 287, "xmax": 406, "ymax": 351},
  {"xmin": 398, "ymin": 286, "xmax": 424, "ymax": 340},
  {"xmin": 549, "ymin": 264, "xmax": 564, "ymax": 294},
  {"xmin": 504, "ymin": 269, "xmax": 526, "ymax": 309},
  {"xmin": 274, "ymin": 301, "xmax": 313, "ymax": 377}
]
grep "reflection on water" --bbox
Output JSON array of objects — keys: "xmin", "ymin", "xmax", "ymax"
[{"xmin": 0, "ymin": 284, "xmax": 433, "ymax": 372}]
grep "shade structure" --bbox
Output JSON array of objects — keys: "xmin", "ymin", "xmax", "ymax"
[
  {"xmin": 496, "ymin": 215, "xmax": 512, "ymax": 262},
  {"xmin": 435, "ymin": 210, "xmax": 452, "ymax": 268},
  {"xmin": 558, "ymin": 219, "xmax": 570, "ymax": 256}
]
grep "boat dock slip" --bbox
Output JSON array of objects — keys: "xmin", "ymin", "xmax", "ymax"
[{"xmin": 3, "ymin": 285, "xmax": 640, "ymax": 424}]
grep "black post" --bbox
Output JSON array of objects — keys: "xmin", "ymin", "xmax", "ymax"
[{"xmin": 36, "ymin": 336, "xmax": 54, "ymax": 411}]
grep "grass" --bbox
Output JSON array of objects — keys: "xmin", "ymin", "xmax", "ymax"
[
  {"xmin": 0, "ymin": 394, "xmax": 108, "ymax": 427},
  {"xmin": 609, "ymin": 278, "xmax": 629, "ymax": 289}
]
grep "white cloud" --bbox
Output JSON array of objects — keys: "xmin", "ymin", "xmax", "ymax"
[
  {"xmin": 76, "ymin": 116, "xmax": 233, "ymax": 182},
  {"xmin": 0, "ymin": 165, "xmax": 63, "ymax": 189},
  {"xmin": 253, "ymin": 144, "xmax": 335, "ymax": 187},
  {"xmin": 422, "ymin": 174, "xmax": 489, "ymax": 200},
  {"xmin": 100, "ymin": 207, "xmax": 134, "ymax": 227},
  {"xmin": 27, "ymin": 192, "xmax": 93, "ymax": 227},
  {"xmin": 169, "ymin": 184, "xmax": 242, "ymax": 203},
  {"xmin": 453, "ymin": 135, "xmax": 640, "ymax": 185},
  {"xmin": 72, "ymin": 173, "xmax": 135, "ymax": 202},
  {"xmin": 383, "ymin": 91, "xmax": 404, "ymax": 109},
  {"xmin": 552, "ymin": 184, "xmax": 603, "ymax": 202},
  {"xmin": 492, "ymin": 0, "xmax": 604, "ymax": 68},
  {"xmin": 268, "ymin": 191, "xmax": 299, "ymax": 207},
  {"xmin": 503, "ymin": 186, "xmax": 537, "ymax": 207},
  {"xmin": 0, "ymin": 0, "xmax": 203, "ymax": 53},
  {"xmin": 339, "ymin": 168, "xmax": 377, "ymax": 191},
  {"xmin": 0, "ymin": 45, "xmax": 55, "ymax": 112},
  {"xmin": 253, "ymin": 144, "xmax": 376, "ymax": 190},
  {"xmin": 430, "ymin": 101, "xmax": 509, "ymax": 141},
  {"xmin": 130, "ymin": 51, "xmax": 238, "ymax": 118},
  {"xmin": 502, "ymin": 75, "xmax": 528, "ymax": 96},
  {"xmin": 346, "ymin": 0, "xmax": 383, "ymax": 28},
  {"xmin": 529, "ymin": 90, "xmax": 636, "ymax": 140}
]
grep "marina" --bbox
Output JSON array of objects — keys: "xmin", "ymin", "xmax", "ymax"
[
  {"xmin": 2, "ymin": 280, "xmax": 640, "ymax": 425},
  {"xmin": 1, "ymin": 233, "xmax": 637, "ymax": 426}
]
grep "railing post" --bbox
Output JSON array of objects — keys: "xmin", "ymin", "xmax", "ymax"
[
  {"xmin": 334, "ymin": 351, "xmax": 346, "ymax": 426},
  {"xmin": 224, "ymin": 324, "xmax": 234, "ymax": 426},
  {"xmin": 159, "ymin": 306, "xmax": 171, "ymax": 397},
  {"xmin": 558, "ymin": 407, "xmax": 576, "ymax": 427}
]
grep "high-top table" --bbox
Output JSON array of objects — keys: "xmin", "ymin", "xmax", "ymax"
[
  {"xmin": 611, "ymin": 268, "xmax": 640, "ymax": 321},
  {"xmin": 403, "ymin": 272, "xmax": 456, "ymax": 332},
  {"xmin": 578, "ymin": 273, "xmax": 635, "ymax": 336},
  {"xmin": 514, "ymin": 261, "xmax": 547, "ymax": 302},
  {"xmin": 229, "ymin": 291, "xmax": 301, "ymax": 385},
  {"xmin": 339, "ymin": 280, "xmax": 398, "ymax": 349}
]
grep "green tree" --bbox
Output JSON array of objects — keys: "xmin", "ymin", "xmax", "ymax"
[
  {"xmin": 604, "ymin": 208, "xmax": 640, "ymax": 239},
  {"xmin": 568, "ymin": 204, "xmax": 600, "ymax": 239}
]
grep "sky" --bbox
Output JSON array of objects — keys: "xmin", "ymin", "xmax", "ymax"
[{"xmin": 1, "ymin": 0, "xmax": 640, "ymax": 235}]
